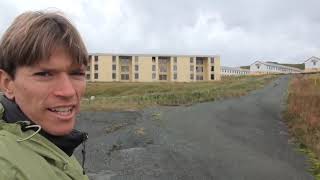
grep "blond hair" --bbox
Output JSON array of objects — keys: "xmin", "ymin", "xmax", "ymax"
[{"xmin": 0, "ymin": 11, "xmax": 88, "ymax": 78}]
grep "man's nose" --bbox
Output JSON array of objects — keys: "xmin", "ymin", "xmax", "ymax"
[{"xmin": 53, "ymin": 74, "xmax": 76, "ymax": 98}]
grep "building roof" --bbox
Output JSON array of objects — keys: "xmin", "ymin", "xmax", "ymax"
[
  {"xmin": 304, "ymin": 56, "xmax": 320, "ymax": 63},
  {"xmin": 88, "ymin": 52, "xmax": 219, "ymax": 57},
  {"xmin": 250, "ymin": 61, "xmax": 302, "ymax": 71}
]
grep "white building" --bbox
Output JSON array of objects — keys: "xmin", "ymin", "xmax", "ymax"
[
  {"xmin": 250, "ymin": 61, "xmax": 302, "ymax": 74},
  {"xmin": 304, "ymin": 56, "xmax": 320, "ymax": 72},
  {"xmin": 221, "ymin": 66, "xmax": 250, "ymax": 76}
]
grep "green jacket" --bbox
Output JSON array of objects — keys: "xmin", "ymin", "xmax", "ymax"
[{"xmin": 0, "ymin": 105, "xmax": 89, "ymax": 180}]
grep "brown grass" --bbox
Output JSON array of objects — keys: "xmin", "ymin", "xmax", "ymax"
[
  {"xmin": 284, "ymin": 74, "xmax": 320, "ymax": 177},
  {"xmin": 81, "ymin": 75, "xmax": 277, "ymax": 111}
]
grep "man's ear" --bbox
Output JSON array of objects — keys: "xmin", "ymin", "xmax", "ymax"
[{"xmin": 0, "ymin": 70, "xmax": 15, "ymax": 100}]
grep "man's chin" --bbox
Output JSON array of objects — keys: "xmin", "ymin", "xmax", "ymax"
[{"xmin": 45, "ymin": 128, "xmax": 74, "ymax": 136}]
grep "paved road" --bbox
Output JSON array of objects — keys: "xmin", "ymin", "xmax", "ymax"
[{"xmin": 76, "ymin": 75, "xmax": 314, "ymax": 180}]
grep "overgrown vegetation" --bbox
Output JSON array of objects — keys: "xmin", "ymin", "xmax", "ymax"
[
  {"xmin": 284, "ymin": 73, "xmax": 320, "ymax": 179},
  {"xmin": 81, "ymin": 75, "xmax": 277, "ymax": 111}
]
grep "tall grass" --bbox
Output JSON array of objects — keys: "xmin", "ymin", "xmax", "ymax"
[
  {"xmin": 81, "ymin": 75, "xmax": 276, "ymax": 111},
  {"xmin": 284, "ymin": 73, "xmax": 320, "ymax": 178}
]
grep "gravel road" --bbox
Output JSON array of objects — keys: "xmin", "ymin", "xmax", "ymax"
[{"xmin": 75, "ymin": 75, "xmax": 314, "ymax": 180}]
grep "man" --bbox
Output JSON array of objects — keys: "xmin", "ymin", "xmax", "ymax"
[{"xmin": 0, "ymin": 11, "xmax": 89, "ymax": 179}]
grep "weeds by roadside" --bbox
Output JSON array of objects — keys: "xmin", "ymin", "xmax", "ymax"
[
  {"xmin": 81, "ymin": 75, "xmax": 277, "ymax": 111},
  {"xmin": 284, "ymin": 73, "xmax": 320, "ymax": 179}
]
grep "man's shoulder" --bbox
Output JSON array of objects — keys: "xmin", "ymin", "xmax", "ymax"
[
  {"xmin": 0, "ymin": 129, "xmax": 60, "ymax": 179},
  {"xmin": 0, "ymin": 128, "xmax": 26, "ymax": 158}
]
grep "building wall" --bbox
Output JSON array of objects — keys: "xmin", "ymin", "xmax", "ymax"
[
  {"xmin": 250, "ymin": 62, "xmax": 267, "ymax": 73},
  {"xmin": 305, "ymin": 57, "xmax": 320, "ymax": 72},
  {"xmin": 97, "ymin": 55, "xmax": 113, "ymax": 82},
  {"xmin": 176, "ymin": 56, "xmax": 190, "ymax": 82},
  {"xmin": 250, "ymin": 61, "xmax": 301, "ymax": 74},
  {"xmin": 221, "ymin": 66, "xmax": 250, "ymax": 76},
  {"xmin": 213, "ymin": 56, "xmax": 221, "ymax": 80},
  {"xmin": 137, "ymin": 56, "xmax": 154, "ymax": 82}
]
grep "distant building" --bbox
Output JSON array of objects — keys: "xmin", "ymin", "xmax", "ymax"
[
  {"xmin": 250, "ymin": 61, "xmax": 302, "ymax": 74},
  {"xmin": 221, "ymin": 66, "xmax": 250, "ymax": 76},
  {"xmin": 304, "ymin": 56, "xmax": 320, "ymax": 72},
  {"xmin": 86, "ymin": 53, "xmax": 221, "ymax": 82}
]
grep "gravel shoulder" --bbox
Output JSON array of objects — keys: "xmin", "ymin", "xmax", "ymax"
[{"xmin": 75, "ymin": 75, "xmax": 314, "ymax": 180}]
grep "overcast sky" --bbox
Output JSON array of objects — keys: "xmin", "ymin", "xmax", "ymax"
[{"xmin": 1, "ymin": 0, "xmax": 319, "ymax": 66}]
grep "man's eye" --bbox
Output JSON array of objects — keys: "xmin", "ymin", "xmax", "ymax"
[
  {"xmin": 33, "ymin": 72, "xmax": 52, "ymax": 77},
  {"xmin": 70, "ymin": 71, "xmax": 85, "ymax": 76}
]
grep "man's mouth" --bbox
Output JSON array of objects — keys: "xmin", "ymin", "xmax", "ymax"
[{"xmin": 48, "ymin": 106, "xmax": 75, "ymax": 116}]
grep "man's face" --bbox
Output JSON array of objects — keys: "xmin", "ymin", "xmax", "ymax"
[{"xmin": 8, "ymin": 48, "xmax": 86, "ymax": 135}]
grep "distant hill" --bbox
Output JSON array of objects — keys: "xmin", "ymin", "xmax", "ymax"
[
  {"xmin": 241, "ymin": 62, "xmax": 305, "ymax": 70},
  {"xmin": 240, "ymin": 66, "xmax": 250, "ymax": 70}
]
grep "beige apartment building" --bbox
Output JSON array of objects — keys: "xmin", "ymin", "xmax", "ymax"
[{"xmin": 86, "ymin": 53, "xmax": 221, "ymax": 82}]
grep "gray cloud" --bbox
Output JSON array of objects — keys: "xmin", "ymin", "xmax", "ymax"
[{"xmin": 1, "ymin": 0, "xmax": 319, "ymax": 66}]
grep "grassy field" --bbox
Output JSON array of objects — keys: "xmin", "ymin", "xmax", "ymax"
[
  {"xmin": 81, "ymin": 75, "xmax": 277, "ymax": 111},
  {"xmin": 284, "ymin": 73, "xmax": 320, "ymax": 179}
]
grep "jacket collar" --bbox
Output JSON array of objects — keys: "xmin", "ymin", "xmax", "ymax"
[{"xmin": 0, "ymin": 96, "xmax": 87, "ymax": 156}]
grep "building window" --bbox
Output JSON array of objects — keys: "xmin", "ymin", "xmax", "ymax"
[
  {"xmin": 135, "ymin": 65, "xmax": 139, "ymax": 71},
  {"xmin": 196, "ymin": 75, "xmax": 203, "ymax": 80},
  {"xmin": 173, "ymin": 57, "xmax": 177, "ymax": 63},
  {"xmin": 86, "ymin": 65, "xmax": 90, "ymax": 71},
  {"xmin": 86, "ymin": 74, "xmax": 90, "ymax": 80},
  {"xmin": 196, "ymin": 59, "xmax": 203, "ymax": 65},
  {"xmin": 94, "ymin": 56, "xmax": 98, "ymax": 62},
  {"xmin": 196, "ymin": 66, "xmax": 203, "ymax": 72},
  {"xmin": 211, "ymin": 66, "xmax": 214, "ymax": 71},
  {"xmin": 94, "ymin": 64, "xmax": 98, "ymax": 70},
  {"xmin": 121, "ymin": 74, "xmax": 129, "ymax": 80},
  {"xmin": 94, "ymin": 73, "xmax": 98, "ymax": 79},
  {"xmin": 121, "ymin": 66, "xmax": 129, "ymax": 72},
  {"xmin": 173, "ymin": 65, "xmax": 177, "ymax": 71},
  {"xmin": 112, "ymin": 73, "xmax": 116, "ymax": 79},
  {"xmin": 211, "ymin": 74, "xmax": 215, "ymax": 80},
  {"xmin": 152, "ymin": 57, "xmax": 156, "ymax": 62},
  {"xmin": 173, "ymin": 73, "xmax": 177, "ymax": 80},
  {"xmin": 190, "ymin": 65, "xmax": 194, "ymax": 72},
  {"xmin": 135, "ymin": 56, "xmax": 139, "ymax": 63},
  {"xmin": 159, "ymin": 75, "xmax": 167, "ymax": 80},
  {"xmin": 88, "ymin": 55, "xmax": 92, "ymax": 60},
  {"xmin": 112, "ymin": 64, "xmax": 116, "ymax": 71},
  {"xmin": 158, "ymin": 59, "xmax": 169, "ymax": 73},
  {"xmin": 152, "ymin": 65, "xmax": 156, "ymax": 71},
  {"xmin": 313, "ymin": 61, "xmax": 317, "ymax": 66},
  {"xmin": 210, "ymin": 57, "xmax": 214, "ymax": 64},
  {"xmin": 112, "ymin": 56, "xmax": 116, "ymax": 63},
  {"xmin": 152, "ymin": 73, "xmax": 156, "ymax": 79},
  {"xmin": 190, "ymin": 57, "xmax": 194, "ymax": 64},
  {"xmin": 190, "ymin": 74, "xmax": 194, "ymax": 80},
  {"xmin": 135, "ymin": 73, "xmax": 139, "ymax": 79}
]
